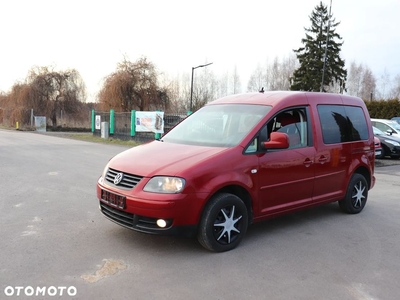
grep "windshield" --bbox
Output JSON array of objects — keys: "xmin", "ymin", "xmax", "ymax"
[
  {"xmin": 388, "ymin": 121, "xmax": 400, "ymax": 131},
  {"xmin": 162, "ymin": 104, "xmax": 271, "ymax": 147}
]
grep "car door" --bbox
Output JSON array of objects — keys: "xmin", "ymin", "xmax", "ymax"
[
  {"xmin": 311, "ymin": 104, "xmax": 370, "ymax": 203},
  {"xmin": 257, "ymin": 108, "xmax": 316, "ymax": 215}
]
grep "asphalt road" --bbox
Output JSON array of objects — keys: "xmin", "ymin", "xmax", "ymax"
[{"xmin": 1, "ymin": 129, "xmax": 400, "ymax": 300}]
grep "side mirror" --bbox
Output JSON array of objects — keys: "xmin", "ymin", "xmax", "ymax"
[
  {"xmin": 262, "ymin": 132, "xmax": 289, "ymax": 149},
  {"xmin": 386, "ymin": 129, "xmax": 394, "ymax": 136}
]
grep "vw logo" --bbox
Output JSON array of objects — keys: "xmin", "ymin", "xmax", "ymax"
[{"xmin": 113, "ymin": 173, "xmax": 124, "ymax": 185}]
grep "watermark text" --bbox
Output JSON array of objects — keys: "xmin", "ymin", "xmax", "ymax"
[{"xmin": 4, "ymin": 286, "xmax": 77, "ymax": 297}]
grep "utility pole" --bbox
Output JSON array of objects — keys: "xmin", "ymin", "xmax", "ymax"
[{"xmin": 320, "ymin": 0, "xmax": 333, "ymax": 92}]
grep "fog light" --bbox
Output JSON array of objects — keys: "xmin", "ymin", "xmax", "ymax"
[{"xmin": 156, "ymin": 219, "xmax": 167, "ymax": 228}]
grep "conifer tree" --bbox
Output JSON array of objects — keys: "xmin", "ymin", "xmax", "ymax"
[{"xmin": 290, "ymin": 1, "xmax": 347, "ymax": 92}]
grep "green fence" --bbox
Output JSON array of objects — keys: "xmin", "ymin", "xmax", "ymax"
[{"xmin": 92, "ymin": 110, "xmax": 187, "ymax": 142}]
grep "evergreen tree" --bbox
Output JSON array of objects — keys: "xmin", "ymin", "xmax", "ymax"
[{"xmin": 290, "ymin": 1, "xmax": 347, "ymax": 92}]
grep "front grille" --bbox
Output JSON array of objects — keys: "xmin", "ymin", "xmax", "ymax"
[{"xmin": 105, "ymin": 168, "xmax": 143, "ymax": 189}]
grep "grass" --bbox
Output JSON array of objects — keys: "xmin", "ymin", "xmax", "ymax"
[{"xmin": 66, "ymin": 133, "xmax": 141, "ymax": 147}]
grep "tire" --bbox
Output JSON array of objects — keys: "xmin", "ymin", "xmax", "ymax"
[
  {"xmin": 338, "ymin": 173, "xmax": 368, "ymax": 214},
  {"xmin": 380, "ymin": 146, "xmax": 388, "ymax": 158},
  {"xmin": 197, "ymin": 193, "xmax": 248, "ymax": 252}
]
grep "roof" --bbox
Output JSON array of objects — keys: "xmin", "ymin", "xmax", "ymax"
[
  {"xmin": 371, "ymin": 118, "xmax": 398, "ymax": 124},
  {"xmin": 208, "ymin": 91, "xmax": 364, "ymax": 108}
]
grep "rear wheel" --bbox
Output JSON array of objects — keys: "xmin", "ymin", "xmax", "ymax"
[
  {"xmin": 197, "ymin": 193, "xmax": 248, "ymax": 252},
  {"xmin": 339, "ymin": 173, "xmax": 368, "ymax": 214}
]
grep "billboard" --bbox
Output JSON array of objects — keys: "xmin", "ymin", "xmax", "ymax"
[{"xmin": 135, "ymin": 111, "xmax": 164, "ymax": 133}]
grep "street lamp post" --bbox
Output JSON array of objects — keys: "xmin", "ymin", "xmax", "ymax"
[{"xmin": 190, "ymin": 62, "xmax": 213, "ymax": 112}]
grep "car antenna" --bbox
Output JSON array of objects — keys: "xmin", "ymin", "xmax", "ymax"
[{"xmin": 259, "ymin": 87, "xmax": 264, "ymax": 93}]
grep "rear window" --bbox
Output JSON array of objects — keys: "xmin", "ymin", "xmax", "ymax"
[{"xmin": 317, "ymin": 105, "xmax": 369, "ymax": 144}]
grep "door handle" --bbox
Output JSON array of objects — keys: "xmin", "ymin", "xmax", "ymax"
[
  {"xmin": 318, "ymin": 156, "xmax": 328, "ymax": 163},
  {"xmin": 303, "ymin": 158, "xmax": 313, "ymax": 167}
]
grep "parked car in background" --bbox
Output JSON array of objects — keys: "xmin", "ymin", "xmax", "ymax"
[
  {"xmin": 371, "ymin": 118, "xmax": 400, "ymax": 138},
  {"xmin": 391, "ymin": 117, "xmax": 400, "ymax": 124},
  {"xmin": 373, "ymin": 126, "xmax": 400, "ymax": 159},
  {"xmin": 374, "ymin": 136, "xmax": 383, "ymax": 158}
]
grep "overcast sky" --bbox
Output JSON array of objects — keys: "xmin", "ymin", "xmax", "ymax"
[{"xmin": 1, "ymin": 0, "xmax": 399, "ymax": 101}]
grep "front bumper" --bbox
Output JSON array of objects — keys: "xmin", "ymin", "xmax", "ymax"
[
  {"xmin": 97, "ymin": 182, "xmax": 206, "ymax": 237},
  {"xmin": 99, "ymin": 201, "xmax": 197, "ymax": 237}
]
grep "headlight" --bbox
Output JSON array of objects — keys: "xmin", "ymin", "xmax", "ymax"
[
  {"xmin": 143, "ymin": 177, "xmax": 186, "ymax": 193},
  {"xmin": 384, "ymin": 140, "xmax": 400, "ymax": 146},
  {"xmin": 98, "ymin": 166, "xmax": 108, "ymax": 185}
]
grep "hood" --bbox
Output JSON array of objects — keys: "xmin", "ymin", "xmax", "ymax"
[{"xmin": 108, "ymin": 140, "xmax": 230, "ymax": 177}]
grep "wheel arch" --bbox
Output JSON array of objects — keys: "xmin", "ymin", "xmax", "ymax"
[
  {"xmin": 201, "ymin": 185, "xmax": 254, "ymax": 226},
  {"xmin": 353, "ymin": 166, "xmax": 372, "ymax": 189},
  {"xmin": 381, "ymin": 144, "xmax": 390, "ymax": 157}
]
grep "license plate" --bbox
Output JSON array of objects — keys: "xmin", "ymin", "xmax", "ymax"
[
  {"xmin": 375, "ymin": 150, "xmax": 381, "ymax": 156},
  {"xmin": 101, "ymin": 190, "xmax": 126, "ymax": 209}
]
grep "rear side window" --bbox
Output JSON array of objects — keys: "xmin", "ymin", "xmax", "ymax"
[{"xmin": 317, "ymin": 105, "xmax": 369, "ymax": 144}]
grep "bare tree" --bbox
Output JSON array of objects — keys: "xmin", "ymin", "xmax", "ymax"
[
  {"xmin": 164, "ymin": 72, "xmax": 191, "ymax": 112},
  {"xmin": 98, "ymin": 56, "xmax": 169, "ymax": 112},
  {"xmin": 229, "ymin": 65, "xmax": 242, "ymax": 94},
  {"xmin": 267, "ymin": 55, "xmax": 297, "ymax": 91},
  {"xmin": 26, "ymin": 66, "xmax": 86, "ymax": 126},
  {"xmin": 247, "ymin": 64, "xmax": 267, "ymax": 92},
  {"xmin": 376, "ymin": 69, "xmax": 391, "ymax": 99},
  {"xmin": 190, "ymin": 66, "xmax": 218, "ymax": 111},
  {"xmin": 346, "ymin": 61, "xmax": 363, "ymax": 97},
  {"xmin": 360, "ymin": 68, "xmax": 376, "ymax": 100},
  {"xmin": 389, "ymin": 75, "xmax": 400, "ymax": 99},
  {"xmin": 160, "ymin": 73, "xmax": 188, "ymax": 113},
  {"xmin": 216, "ymin": 72, "xmax": 229, "ymax": 98},
  {"xmin": 346, "ymin": 62, "xmax": 376, "ymax": 100},
  {"xmin": 0, "ymin": 83, "xmax": 31, "ymax": 126}
]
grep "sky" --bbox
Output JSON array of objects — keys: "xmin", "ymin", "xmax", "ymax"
[{"xmin": 1, "ymin": 0, "xmax": 400, "ymax": 101}]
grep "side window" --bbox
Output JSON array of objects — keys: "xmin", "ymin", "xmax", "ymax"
[
  {"xmin": 344, "ymin": 106, "xmax": 369, "ymax": 140},
  {"xmin": 317, "ymin": 105, "xmax": 347, "ymax": 143},
  {"xmin": 244, "ymin": 137, "xmax": 258, "ymax": 154},
  {"xmin": 317, "ymin": 105, "xmax": 368, "ymax": 144},
  {"xmin": 375, "ymin": 122, "xmax": 389, "ymax": 133},
  {"xmin": 268, "ymin": 108, "xmax": 309, "ymax": 149}
]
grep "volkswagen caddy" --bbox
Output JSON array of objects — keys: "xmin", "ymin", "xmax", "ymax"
[{"xmin": 96, "ymin": 91, "xmax": 375, "ymax": 252}]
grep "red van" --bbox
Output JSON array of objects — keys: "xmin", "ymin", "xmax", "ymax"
[{"xmin": 96, "ymin": 91, "xmax": 375, "ymax": 252}]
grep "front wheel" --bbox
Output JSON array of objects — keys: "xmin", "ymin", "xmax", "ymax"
[
  {"xmin": 197, "ymin": 193, "xmax": 248, "ymax": 252},
  {"xmin": 338, "ymin": 173, "xmax": 368, "ymax": 214}
]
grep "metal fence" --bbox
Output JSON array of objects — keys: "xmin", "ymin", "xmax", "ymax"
[
  {"xmin": 113, "ymin": 112, "xmax": 131, "ymax": 138},
  {"xmin": 93, "ymin": 111, "xmax": 188, "ymax": 143}
]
